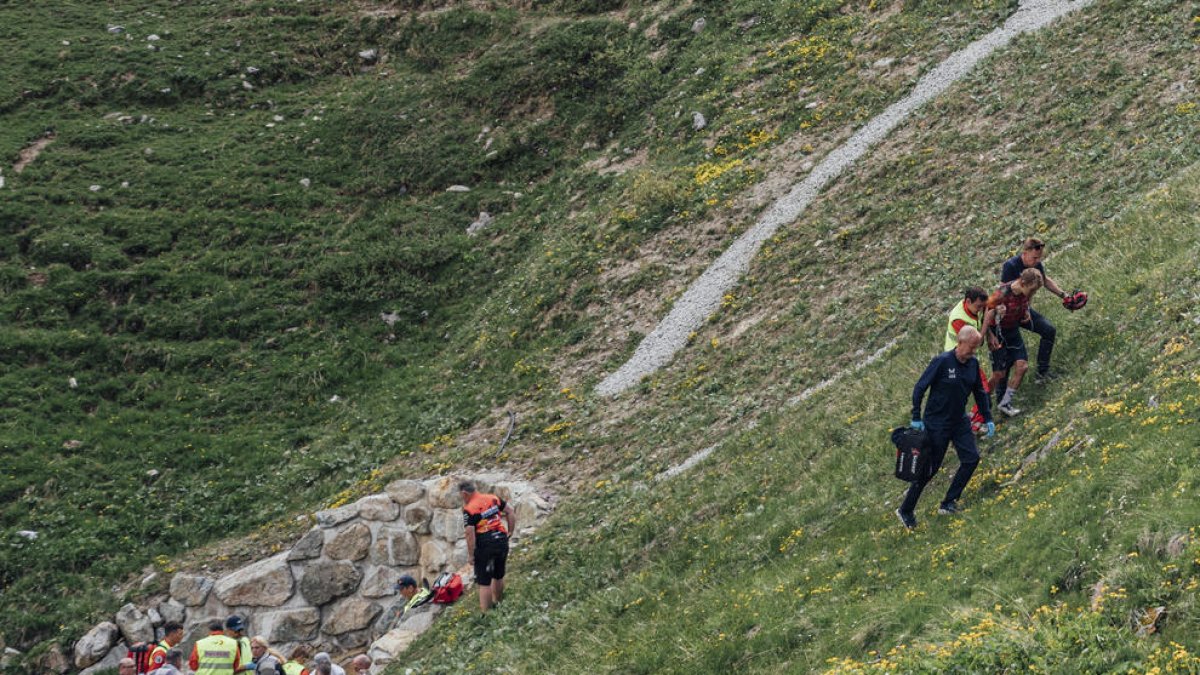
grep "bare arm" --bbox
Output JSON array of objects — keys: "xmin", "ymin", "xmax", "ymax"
[
  {"xmin": 503, "ymin": 503, "xmax": 517, "ymax": 537},
  {"xmin": 464, "ymin": 526, "xmax": 476, "ymax": 560},
  {"xmin": 1043, "ymin": 273, "xmax": 1065, "ymax": 298}
]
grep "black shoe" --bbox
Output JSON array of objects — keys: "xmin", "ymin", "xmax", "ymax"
[
  {"xmin": 1035, "ymin": 370, "xmax": 1060, "ymax": 383},
  {"xmin": 896, "ymin": 508, "xmax": 917, "ymax": 530},
  {"xmin": 937, "ymin": 501, "xmax": 961, "ymax": 516}
]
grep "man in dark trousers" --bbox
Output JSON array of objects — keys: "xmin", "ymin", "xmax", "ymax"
[
  {"xmin": 897, "ymin": 326, "xmax": 995, "ymax": 530},
  {"xmin": 1000, "ymin": 237, "xmax": 1078, "ymax": 380}
]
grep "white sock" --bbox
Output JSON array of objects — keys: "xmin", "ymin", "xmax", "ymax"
[{"xmin": 1000, "ymin": 388, "xmax": 1017, "ymax": 406}]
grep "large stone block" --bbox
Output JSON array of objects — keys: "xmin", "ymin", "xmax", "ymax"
[
  {"xmin": 402, "ymin": 502, "xmax": 432, "ymax": 534},
  {"xmin": 315, "ymin": 503, "xmax": 359, "ymax": 528},
  {"xmin": 325, "ymin": 522, "xmax": 371, "ymax": 561},
  {"xmin": 425, "ymin": 476, "xmax": 462, "ymax": 509},
  {"xmin": 73, "ymin": 622, "xmax": 119, "ymax": 669},
  {"xmin": 215, "ymin": 553, "xmax": 294, "ymax": 607},
  {"xmin": 332, "ymin": 628, "xmax": 372, "ymax": 651},
  {"xmin": 370, "ymin": 526, "xmax": 419, "ymax": 566},
  {"xmin": 257, "ymin": 607, "xmax": 321, "ymax": 643},
  {"xmin": 368, "ymin": 628, "xmax": 422, "ymax": 668},
  {"xmin": 429, "ymin": 508, "xmax": 464, "ymax": 542},
  {"xmin": 115, "ymin": 603, "xmax": 154, "ymax": 645},
  {"xmin": 452, "ymin": 540, "xmax": 469, "ymax": 569},
  {"xmin": 512, "ymin": 493, "xmax": 548, "ymax": 534},
  {"xmin": 321, "ymin": 597, "xmax": 381, "ymax": 636},
  {"xmin": 169, "ymin": 573, "xmax": 214, "ymax": 607},
  {"xmin": 385, "ymin": 480, "xmax": 425, "ymax": 505},
  {"xmin": 288, "ymin": 526, "xmax": 325, "ymax": 561},
  {"xmin": 36, "ymin": 644, "xmax": 69, "ymax": 674},
  {"xmin": 359, "ymin": 566, "xmax": 404, "ymax": 598},
  {"xmin": 299, "ymin": 559, "xmax": 362, "ymax": 606},
  {"xmin": 157, "ymin": 599, "xmax": 187, "ymax": 626},
  {"xmin": 419, "ymin": 539, "xmax": 454, "ymax": 577},
  {"xmin": 357, "ymin": 494, "xmax": 400, "ymax": 521},
  {"xmin": 79, "ymin": 642, "xmax": 127, "ymax": 675}
]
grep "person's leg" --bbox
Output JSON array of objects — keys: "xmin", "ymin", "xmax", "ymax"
[
  {"xmin": 474, "ymin": 549, "xmax": 494, "ymax": 612},
  {"xmin": 1009, "ymin": 359, "xmax": 1029, "ymax": 390},
  {"xmin": 490, "ymin": 540, "xmax": 508, "ymax": 605},
  {"xmin": 1025, "ymin": 309, "xmax": 1057, "ymax": 375},
  {"xmin": 943, "ymin": 421, "xmax": 981, "ymax": 507},
  {"xmin": 998, "ymin": 328, "xmax": 1028, "ymax": 409}
]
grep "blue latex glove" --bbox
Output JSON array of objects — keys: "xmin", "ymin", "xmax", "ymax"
[
  {"xmin": 986, "ymin": 422, "xmax": 996, "ymax": 438},
  {"xmin": 910, "ymin": 420, "xmax": 924, "ymax": 431}
]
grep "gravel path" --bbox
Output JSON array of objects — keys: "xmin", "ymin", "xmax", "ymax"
[{"xmin": 596, "ymin": 0, "xmax": 1094, "ymax": 396}]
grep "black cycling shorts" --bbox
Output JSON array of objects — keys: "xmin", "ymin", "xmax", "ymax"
[{"xmin": 474, "ymin": 534, "xmax": 509, "ymax": 586}]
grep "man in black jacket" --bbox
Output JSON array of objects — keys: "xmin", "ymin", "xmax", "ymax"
[{"xmin": 897, "ymin": 326, "xmax": 995, "ymax": 530}]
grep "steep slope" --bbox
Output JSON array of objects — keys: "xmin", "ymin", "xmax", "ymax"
[
  {"xmin": 395, "ymin": 0, "xmax": 1200, "ymax": 672},
  {"xmin": 1, "ymin": 0, "xmax": 1197, "ymax": 671}
]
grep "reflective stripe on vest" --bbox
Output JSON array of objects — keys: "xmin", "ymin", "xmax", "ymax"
[
  {"xmin": 194, "ymin": 635, "xmax": 238, "ymax": 675},
  {"xmin": 944, "ymin": 301, "xmax": 983, "ymax": 351}
]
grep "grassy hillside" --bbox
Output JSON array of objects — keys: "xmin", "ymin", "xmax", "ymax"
[
  {"xmin": 396, "ymin": 0, "xmax": 1200, "ymax": 672},
  {"xmin": 1, "ymin": 0, "xmax": 1197, "ymax": 671}
]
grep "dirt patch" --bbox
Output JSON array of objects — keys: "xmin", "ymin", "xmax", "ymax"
[{"xmin": 13, "ymin": 133, "xmax": 55, "ymax": 174}]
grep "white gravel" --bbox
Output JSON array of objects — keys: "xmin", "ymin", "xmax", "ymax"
[{"xmin": 597, "ymin": 0, "xmax": 1094, "ymax": 397}]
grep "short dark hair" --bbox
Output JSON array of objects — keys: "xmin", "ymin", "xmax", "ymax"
[
  {"xmin": 165, "ymin": 649, "xmax": 183, "ymax": 665},
  {"xmin": 458, "ymin": 480, "xmax": 477, "ymax": 494},
  {"xmin": 208, "ymin": 619, "xmax": 225, "ymax": 632},
  {"xmin": 964, "ymin": 286, "xmax": 987, "ymax": 303},
  {"xmin": 163, "ymin": 621, "xmax": 183, "ymax": 634},
  {"xmin": 1022, "ymin": 237, "xmax": 1045, "ymax": 251},
  {"xmin": 396, "ymin": 574, "xmax": 418, "ymax": 589}
]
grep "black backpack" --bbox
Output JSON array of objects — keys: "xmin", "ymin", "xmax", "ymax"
[{"xmin": 891, "ymin": 426, "xmax": 930, "ymax": 482}]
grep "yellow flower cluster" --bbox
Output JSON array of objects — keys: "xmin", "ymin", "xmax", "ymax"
[{"xmin": 693, "ymin": 158, "xmax": 745, "ymax": 186}]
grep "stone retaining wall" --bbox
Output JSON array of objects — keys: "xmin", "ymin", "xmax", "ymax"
[{"xmin": 66, "ymin": 473, "xmax": 552, "ymax": 674}]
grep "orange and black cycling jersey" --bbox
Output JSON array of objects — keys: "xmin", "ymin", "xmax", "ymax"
[{"xmin": 463, "ymin": 493, "xmax": 508, "ymax": 536}]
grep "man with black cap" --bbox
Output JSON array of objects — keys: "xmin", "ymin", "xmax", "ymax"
[
  {"xmin": 225, "ymin": 615, "xmax": 253, "ymax": 673},
  {"xmin": 395, "ymin": 575, "xmax": 432, "ymax": 616}
]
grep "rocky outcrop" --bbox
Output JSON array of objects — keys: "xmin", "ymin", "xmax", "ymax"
[
  {"xmin": 73, "ymin": 623, "xmax": 118, "ymax": 669},
  {"xmin": 71, "ymin": 473, "xmax": 552, "ymax": 674},
  {"xmin": 114, "ymin": 603, "xmax": 154, "ymax": 645},
  {"xmin": 79, "ymin": 642, "xmax": 127, "ymax": 675}
]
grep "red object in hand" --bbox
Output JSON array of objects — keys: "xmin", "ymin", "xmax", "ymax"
[{"xmin": 1062, "ymin": 290, "xmax": 1088, "ymax": 311}]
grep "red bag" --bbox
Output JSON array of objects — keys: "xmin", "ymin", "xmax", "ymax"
[{"xmin": 431, "ymin": 572, "xmax": 463, "ymax": 604}]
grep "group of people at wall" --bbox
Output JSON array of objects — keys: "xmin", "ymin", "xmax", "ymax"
[
  {"xmin": 113, "ymin": 616, "xmax": 371, "ymax": 675},
  {"xmin": 120, "ymin": 481, "xmax": 516, "ymax": 674},
  {"xmin": 898, "ymin": 237, "xmax": 1079, "ymax": 529}
]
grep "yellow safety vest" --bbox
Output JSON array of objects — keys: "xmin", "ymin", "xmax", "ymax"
[
  {"xmin": 944, "ymin": 300, "xmax": 983, "ymax": 351},
  {"xmin": 235, "ymin": 636, "xmax": 252, "ymax": 672},
  {"xmin": 282, "ymin": 662, "xmax": 307, "ymax": 675},
  {"xmin": 194, "ymin": 634, "xmax": 239, "ymax": 675}
]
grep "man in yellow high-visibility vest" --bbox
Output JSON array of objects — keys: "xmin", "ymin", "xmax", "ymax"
[{"xmin": 189, "ymin": 619, "xmax": 241, "ymax": 674}]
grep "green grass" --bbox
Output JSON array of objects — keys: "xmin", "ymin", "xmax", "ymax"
[{"xmin": 2, "ymin": 0, "xmax": 1198, "ymax": 672}]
